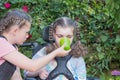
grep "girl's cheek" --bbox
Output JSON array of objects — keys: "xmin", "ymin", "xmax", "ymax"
[
  {"xmin": 70, "ymin": 38, "xmax": 73, "ymax": 44},
  {"xmin": 56, "ymin": 41, "xmax": 60, "ymax": 47},
  {"xmin": 57, "ymin": 41, "xmax": 60, "ymax": 46}
]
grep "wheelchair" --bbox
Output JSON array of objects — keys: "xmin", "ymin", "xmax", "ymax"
[{"xmin": 21, "ymin": 26, "xmax": 100, "ymax": 80}]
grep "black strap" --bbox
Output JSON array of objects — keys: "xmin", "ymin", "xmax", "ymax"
[
  {"xmin": 0, "ymin": 35, "xmax": 16, "ymax": 80},
  {"xmin": 0, "ymin": 35, "xmax": 7, "ymax": 40},
  {"xmin": 25, "ymin": 52, "xmax": 74, "ymax": 80},
  {"xmin": 0, "ymin": 61, "xmax": 16, "ymax": 80},
  {"xmin": 46, "ymin": 54, "xmax": 74, "ymax": 80}
]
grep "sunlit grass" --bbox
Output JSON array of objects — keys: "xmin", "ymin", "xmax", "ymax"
[{"xmin": 100, "ymin": 73, "xmax": 120, "ymax": 80}]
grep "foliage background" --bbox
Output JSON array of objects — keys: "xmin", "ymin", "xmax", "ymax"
[{"xmin": 0, "ymin": 0, "xmax": 120, "ymax": 79}]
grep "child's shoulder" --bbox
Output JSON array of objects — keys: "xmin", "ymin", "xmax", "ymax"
[{"xmin": 71, "ymin": 56, "xmax": 84, "ymax": 62}]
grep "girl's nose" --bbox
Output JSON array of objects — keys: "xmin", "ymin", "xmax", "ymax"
[{"xmin": 27, "ymin": 34, "xmax": 32, "ymax": 39}]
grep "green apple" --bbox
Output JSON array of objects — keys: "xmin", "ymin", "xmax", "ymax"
[{"xmin": 59, "ymin": 37, "xmax": 70, "ymax": 51}]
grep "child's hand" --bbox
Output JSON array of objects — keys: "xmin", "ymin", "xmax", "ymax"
[
  {"xmin": 39, "ymin": 69, "xmax": 48, "ymax": 79},
  {"xmin": 54, "ymin": 44, "xmax": 71, "ymax": 57}
]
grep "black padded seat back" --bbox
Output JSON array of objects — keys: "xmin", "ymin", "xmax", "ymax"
[{"xmin": 42, "ymin": 26, "xmax": 55, "ymax": 43}]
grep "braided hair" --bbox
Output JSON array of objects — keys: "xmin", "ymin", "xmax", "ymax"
[
  {"xmin": 0, "ymin": 9, "xmax": 32, "ymax": 35},
  {"xmin": 46, "ymin": 17, "xmax": 87, "ymax": 57}
]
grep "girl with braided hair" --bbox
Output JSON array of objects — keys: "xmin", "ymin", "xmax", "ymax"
[
  {"xmin": 25, "ymin": 17, "xmax": 87, "ymax": 80},
  {"xmin": 0, "ymin": 10, "xmax": 70, "ymax": 80}
]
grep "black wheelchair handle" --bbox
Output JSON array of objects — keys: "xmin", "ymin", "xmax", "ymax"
[{"xmin": 20, "ymin": 42, "xmax": 33, "ymax": 47}]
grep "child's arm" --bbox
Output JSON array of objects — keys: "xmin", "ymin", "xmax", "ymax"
[
  {"xmin": 25, "ymin": 68, "xmax": 42, "ymax": 77},
  {"xmin": 11, "ymin": 67, "xmax": 23, "ymax": 80},
  {"xmin": 25, "ymin": 47, "xmax": 49, "ymax": 79},
  {"xmin": 38, "ymin": 69, "xmax": 48, "ymax": 79},
  {"xmin": 3, "ymin": 45, "xmax": 71, "ymax": 72}
]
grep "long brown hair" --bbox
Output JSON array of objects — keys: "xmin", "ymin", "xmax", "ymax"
[{"xmin": 46, "ymin": 17, "xmax": 87, "ymax": 57}]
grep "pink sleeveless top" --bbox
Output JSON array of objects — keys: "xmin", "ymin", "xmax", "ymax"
[{"xmin": 0, "ymin": 38, "xmax": 16, "ymax": 65}]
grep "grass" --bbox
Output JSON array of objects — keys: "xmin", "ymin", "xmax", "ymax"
[
  {"xmin": 100, "ymin": 74, "xmax": 120, "ymax": 80},
  {"xmin": 87, "ymin": 69, "xmax": 120, "ymax": 80}
]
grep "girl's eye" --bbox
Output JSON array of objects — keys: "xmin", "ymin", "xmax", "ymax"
[
  {"xmin": 67, "ymin": 35, "xmax": 73, "ymax": 38},
  {"xmin": 26, "ymin": 32, "xmax": 30, "ymax": 35},
  {"xmin": 57, "ymin": 35, "xmax": 63, "ymax": 38},
  {"xmin": 56, "ymin": 34, "xmax": 63, "ymax": 38},
  {"xmin": 56, "ymin": 34, "xmax": 73, "ymax": 38}
]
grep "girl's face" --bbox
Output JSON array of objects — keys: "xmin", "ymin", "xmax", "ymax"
[
  {"xmin": 53, "ymin": 26, "xmax": 74, "ymax": 47},
  {"xmin": 14, "ymin": 21, "xmax": 31, "ymax": 45}
]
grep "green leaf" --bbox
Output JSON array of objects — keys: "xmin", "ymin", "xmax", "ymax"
[
  {"xmin": 115, "ymin": 35, "xmax": 120, "ymax": 43},
  {"xmin": 36, "ymin": 38, "xmax": 46, "ymax": 44},
  {"xmin": 100, "ymin": 35, "xmax": 108, "ymax": 42},
  {"xmin": 0, "ymin": 7, "xmax": 6, "ymax": 9},
  {"xmin": 96, "ymin": 46, "xmax": 102, "ymax": 52},
  {"xmin": 98, "ymin": 53, "xmax": 105, "ymax": 62}
]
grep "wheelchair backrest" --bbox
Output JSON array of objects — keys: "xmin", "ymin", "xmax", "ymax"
[{"xmin": 23, "ymin": 26, "xmax": 74, "ymax": 80}]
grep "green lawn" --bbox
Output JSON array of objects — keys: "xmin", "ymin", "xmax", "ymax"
[{"xmin": 100, "ymin": 75, "xmax": 120, "ymax": 80}]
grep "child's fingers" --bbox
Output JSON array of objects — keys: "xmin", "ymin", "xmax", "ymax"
[
  {"xmin": 61, "ymin": 43, "xmax": 65, "ymax": 48},
  {"xmin": 66, "ymin": 48, "xmax": 71, "ymax": 52},
  {"xmin": 39, "ymin": 70, "xmax": 48, "ymax": 79},
  {"xmin": 40, "ymin": 73, "xmax": 48, "ymax": 79},
  {"xmin": 61, "ymin": 44, "xmax": 71, "ymax": 51}
]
